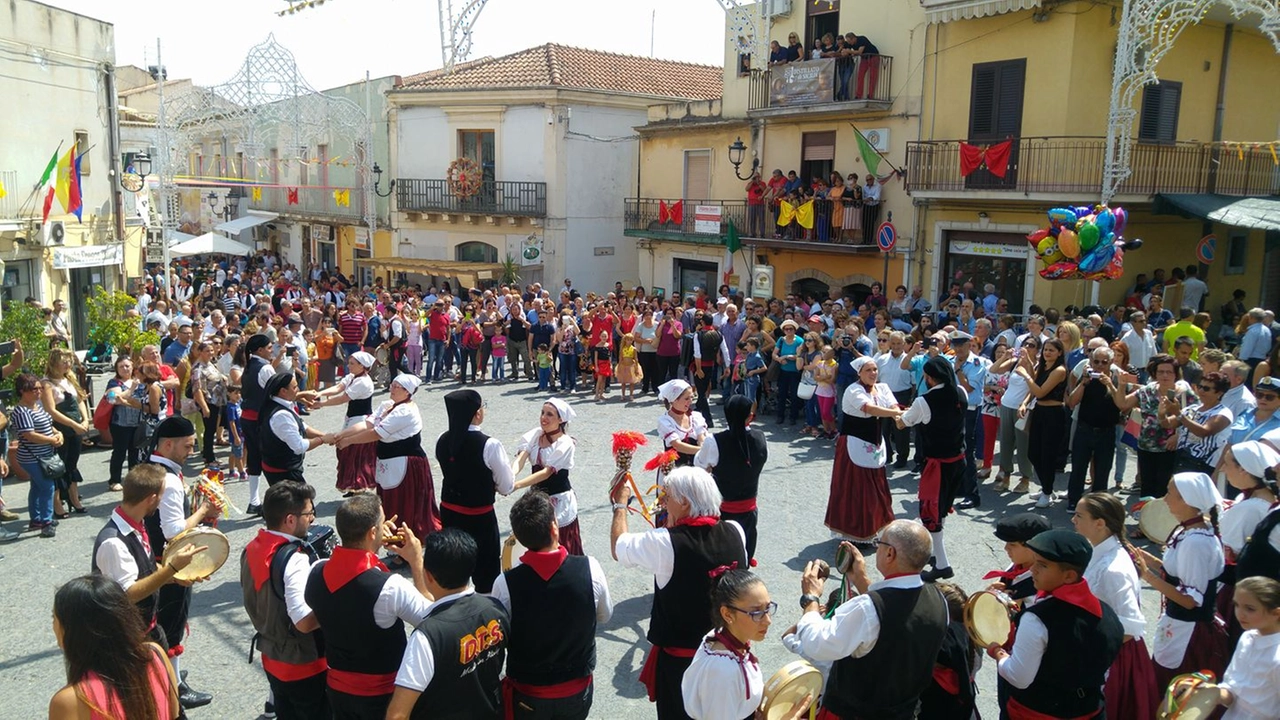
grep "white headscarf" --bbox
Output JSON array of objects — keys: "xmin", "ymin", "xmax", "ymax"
[
  {"xmin": 545, "ymin": 397, "xmax": 576, "ymax": 424},
  {"xmin": 658, "ymin": 379, "xmax": 691, "ymax": 404},
  {"xmin": 1172, "ymin": 472, "xmax": 1224, "ymax": 514},
  {"xmin": 392, "ymin": 374, "xmax": 422, "ymax": 395},
  {"xmin": 1231, "ymin": 441, "xmax": 1280, "ymax": 479},
  {"xmin": 349, "ymin": 351, "xmax": 376, "ymax": 369},
  {"xmin": 849, "ymin": 356, "xmax": 875, "ymax": 375}
]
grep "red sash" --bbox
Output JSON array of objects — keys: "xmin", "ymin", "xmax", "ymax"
[
  {"xmin": 502, "ymin": 675, "xmax": 592, "ymax": 719},
  {"xmin": 919, "ymin": 453, "xmax": 964, "ymax": 530},
  {"xmin": 327, "ymin": 667, "xmax": 397, "ymax": 696},
  {"xmin": 721, "ymin": 498, "xmax": 758, "ymax": 514},
  {"xmin": 1006, "ymin": 697, "xmax": 1100, "ymax": 720},
  {"xmin": 638, "ymin": 645, "xmax": 696, "ymax": 701},
  {"xmin": 440, "ymin": 502, "xmax": 495, "ymax": 516}
]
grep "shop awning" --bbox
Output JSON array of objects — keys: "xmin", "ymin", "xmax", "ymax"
[
  {"xmin": 921, "ymin": 0, "xmax": 1041, "ymax": 23},
  {"xmin": 215, "ymin": 211, "xmax": 278, "ymax": 235},
  {"xmin": 51, "ymin": 243, "xmax": 124, "ymax": 270},
  {"xmin": 1153, "ymin": 193, "xmax": 1280, "ymax": 232},
  {"xmin": 170, "ymin": 233, "xmax": 255, "ymax": 257},
  {"xmin": 356, "ymin": 257, "xmax": 505, "ymax": 290}
]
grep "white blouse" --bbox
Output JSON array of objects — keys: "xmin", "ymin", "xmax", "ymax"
[
  {"xmin": 1220, "ymin": 495, "xmax": 1272, "ymax": 556},
  {"xmin": 842, "ymin": 382, "xmax": 896, "ymax": 469},
  {"xmin": 1082, "ymin": 535, "xmax": 1148, "ymax": 638},
  {"xmin": 1154, "ymin": 527, "xmax": 1225, "ymax": 669},
  {"xmin": 340, "ymin": 373, "xmax": 376, "ymax": 428},
  {"xmin": 659, "ymin": 411, "xmax": 708, "ymax": 451},
  {"xmin": 372, "ymin": 401, "xmax": 423, "ymax": 443},
  {"xmin": 516, "ymin": 428, "xmax": 579, "ymax": 526},
  {"xmin": 1220, "ymin": 629, "xmax": 1280, "ymax": 720},
  {"xmin": 681, "ymin": 632, "xmax": 763, "ymax": 720}
]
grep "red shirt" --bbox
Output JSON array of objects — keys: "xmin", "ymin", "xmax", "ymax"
[
  {"xmin": 338, "ymin": 311, "xmax": 365, "ymax": 344},
  {"xmin": 428, "ymin": 310, "xmax": 451, "ymax": 342},
  {"xmin": 746, "ymin": 180, "xmax": 766, "ymax": 205}
]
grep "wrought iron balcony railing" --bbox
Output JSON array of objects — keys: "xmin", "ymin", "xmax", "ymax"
[
  {"xmin": 396, "ymin": 179, "xmax": 547, "ymax": 217},
  {"xmin": 748, "ymin": 56, "xmax": 893, "ymax": 113}
]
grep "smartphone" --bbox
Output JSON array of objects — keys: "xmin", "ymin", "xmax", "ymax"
[
  {"xmin": 0, "ymin": 341, "xmax": 13, "ymax": 356},
  {"xmin": 1165, "ymin": 389, "xmax": 1178, "ymax": 401}
]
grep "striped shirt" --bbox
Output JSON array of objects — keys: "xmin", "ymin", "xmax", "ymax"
[
  {"xmin": 11, "ymin": 405, "xmax": 56, "ymax": 462},
  {"xmin": 338, "ymin": 311, "xmax": 366, "ymax": 344},
  {"xmin": 222, "ymin": 294, "xmax": 240, "ymax": 314}
]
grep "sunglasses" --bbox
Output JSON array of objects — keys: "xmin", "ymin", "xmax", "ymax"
[
  {"xmin": 1256, "ymin": 392, "xmax": 1279, "ymax": 401},
  {"xmin": 1197, "ymin": 384, "xmax": 1217, "ymax": 392}
]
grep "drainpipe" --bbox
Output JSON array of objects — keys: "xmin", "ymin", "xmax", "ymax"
[
  {"xmin": 1203, "ymin": 24, "xmax": 1233, "ymax": 277},
  {"xmin": 104, "ymin": 62, "xmax": 125, "ymax": 285}
]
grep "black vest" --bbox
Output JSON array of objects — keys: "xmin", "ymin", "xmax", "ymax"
[
  {"xmin": 648, "ymin": 522, "xmax": 748, "ymax": 648},
  {"xmin": 838, "ymin": 404, "xmax": 882, "ymax": 445},
  {"xmin": 1004, "ymin": 595, "xmax": 1124, "ymax": 718},
  {"xmin": 260, "ymin": 400, "xmax": 306, "ymax": 474},
  {"xmin": 1164, "ymin": 569, "xmax": 1221, "ymax": 622},
  {"xmin": 412, "ymin": 593, "xmax": 509, "ymax": 720},
  {"xmin": 697, "ymin": 328, "xmax": 722, "ymax": 367},
  {"xmin": 918, "ymin": 388, "xmax": 965, "ymax": 458},
  {"xmin": 505, "ymin": 555, "xmax": 596, "ymax": 685},
  {"xmin": 141, "ymin": 460, "xmax": 184, "ymax": 560},
  {"xmin": 378, "ymin": 432, "xmax": 426, "ymax": 459},
  {"xmin": 709, "ymin": 429, "xmax": 767, "ymax": 502},
  {"xmin": 240, "ymin": 534, "xmax": 323, "ymax": 672},
  {"xmin": 1236, "ymin": 506, "xmax": 1280, "ymax": 583},
  {"xmin": 533, "ymin": 465, "xmax": 572, "ymax": 496},
  {"xmin": 304, "ymin": 561, "xmax": 408, "ymax": 679},
  {"xmin": 92, "ymin": 518, "xmax": 159, "ymax": 626},
  {"xmin": 823, "ymin": 584, "xmax": 949, "ymax": 720},
  {"xmin": 243, "ymin": 355, "xmax": 268, "ymax": 418},
  {"xmin": 437, "ymin": 430, "xmax": 497, "ymax": 508}
]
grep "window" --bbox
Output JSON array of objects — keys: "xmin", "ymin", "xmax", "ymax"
[
  {"xmin": 459, "ymin": 130, "xmax": 495, "ymax": 180},
  {"xmin": 456, "ymin": 241, "xmax": 498, "ymax": 263},
  {"xmin": 683, "ymin": 150, "xmax": 711, "ymax": 201},
  {"xmin": 74, "ymin": 130, "xmax": 90, "ymax": 175},
  {"xmin": 1225, "ymin": 232, "xmax": 1247, "ymax": 275},
  {"xmin": 1139, "ymin": 80, "xmax": 1181, "ymax": 144},
  {"xmin": 801, "ymin": 131, "xmax": 835, "ymax": 187},
  {"xmin": 968, "ymin": 59, "xmax": 1025, "ymax": 140}
]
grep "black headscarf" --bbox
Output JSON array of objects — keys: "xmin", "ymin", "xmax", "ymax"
[
  {"xmin": 443, "ymin": 389, "xmax": 483, "ymax": 457},
  {"xmin": 923, "ymin": 355, "xmax": 967, "ymax": 406},
  {"xmin": 723, "ymin": 395, "xmax": 764, "ymax": 468}
]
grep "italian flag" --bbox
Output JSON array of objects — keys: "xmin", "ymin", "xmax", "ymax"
[
  {"xmin": 38, "ymin": 145, "xmax": 61, "ymax": 222},
  {"xmin": 723, "ymin": 218, "xmax": 740, "ymax": 285}
]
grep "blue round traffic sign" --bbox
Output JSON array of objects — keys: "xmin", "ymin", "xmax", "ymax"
[
  {"xmin": 1196, "ymin": 234, "xmax": 1216, "ymax": 265},
  {"xmin": 876, "ymin": 221, "xmax": 897, "ymax": 252}
]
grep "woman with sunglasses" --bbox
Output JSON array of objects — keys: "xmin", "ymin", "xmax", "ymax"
[
  {"xmin": 1111, "ymin": 354, "xmax": 1194, "ymax": 498},
  {"xmin": 12, "ymin": 373, "xmax": 63, "ymax": 537},
  {"xmin": 990, "ymin": 337, "xmax": 1038, "ymax": 493},
  {"xmin": 1168, "ymin": 371, "xmax": 1234, "ymax": 475},
  {"xmin": 1016, "ymin": 337, "xmax": 1068, "ymax": 508}
]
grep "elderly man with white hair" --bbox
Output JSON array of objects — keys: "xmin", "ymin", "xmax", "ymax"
[
  {"xmin": 1221, "ymin": 360, "xmax": 1257, "ymax": 420},
  {"xmin": 610, "ymin": 466, "xmax": 747, "ymax": 720}
]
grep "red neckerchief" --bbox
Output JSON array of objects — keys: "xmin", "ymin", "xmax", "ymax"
[
  {"xmin": 669, "ymin": 408, "xmax": 691, "ymax": 418},
  {"xmin": 675, "ymin": 515, "xmax": 719, "ymax": 527},
  {"xmin": 518, "ymin": 546, "xmax": 568, "ymax": 582},
  {"xmin": 1034, "ymin": 579, "xmax": 1103, "ymax": 618},
  {"xmin": 245, "ymin": 529, "xmax": 292, "ymax": 591},
  {"xmin": 114, "ymin": 507, "xmax": 150, "ymax": 553},
  {"xmin": 711, "ymin": 630, "xmax": 759, "ymax": 699},
  {"xmin": 983, "ymin": 563, "xmax": 1031, "ymax": 583},
  {"xmin": 323, "ymin": 546, "xmax": 388, "ymax": 592}
]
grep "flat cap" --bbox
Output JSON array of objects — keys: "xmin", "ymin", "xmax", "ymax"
[
  {"xmin": 1026, "ymin": 529, "xmax": 1093, "ymax": 568},
  {"xmin": 994, "ymin": 512, "xmax": 1052, "ymax": 543}
]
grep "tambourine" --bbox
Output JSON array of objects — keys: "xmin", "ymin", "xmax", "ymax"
[
  {"xmin": 760, "ymin": 661, "xmax": 822, "ymax": 720},
  {"xmin": 1137, "ymin": 496, "xmax": 1179, "ymax": 545},
  {"xmin": 501, "ymin": 532, "xmax": 529, "ymax": 572},
  {"xmin": 963, "ymin": 589, "xmax": 1014, "ymax": 648},
  {"xmin": 1158, "ymin": 671, "xmax": 1220, "ymax": 719},
  {"xmin": 162, "ymin": 527, "xmax": 230, "ymax": 581},
  {"xmin": 374, "ymin": 347, "xmax": 389, "ymax": 366}
]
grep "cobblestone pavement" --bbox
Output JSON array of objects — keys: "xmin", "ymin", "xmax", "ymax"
[{"xmin": 0, "ymin": 377, "xmax": 1162, "ymax": 719}]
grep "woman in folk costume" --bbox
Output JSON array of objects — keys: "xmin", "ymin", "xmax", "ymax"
[
  {"xmin": 1135, "ymin": 471, "xmax": 1232, "ymax": 691},
  {"xmin": 1072, "ymin": 491, "xmax": 1160, "ymax": 720},
  {"xmin": 695, "ymin": 395, "xmax": 768, "ymax": 561},
  {"xmin": 512, "ymin": 398, "xmax": 585, "ymax": 555},
  {"xmin": 657, "ymin": 379, "xmax": 708, "ymax": 479},
  {"xmin": 333, "ymin": 374, "xmax": 440, "ymax": 551},
  {"xmin": 434, "ymin": 388, "xmax": 515, "ymax": 593},
  {"xmin": 825, "ymin": 357, "xmax": 901, "ymax": 543},
  {"xmin": 309, "ymin": 351, "xmax": 377, "ymax": 495},
  {"xmin": 1216, "ymin": 440, "xmax": 1280, "ymax": 648}
]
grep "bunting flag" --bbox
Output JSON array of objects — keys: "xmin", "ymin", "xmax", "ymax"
[
  {"xmin": 0, "ymin": 178, "xmax": 6, "ymax": 200},
  {"xmin": 38, "ymin": 144, "xmax": 62, "ymax": 222},
  {"xmin": 668, "ymin": 200, "xmax": 684, "ymax": 225},
  {"xmin": 959, "ymin": 140, "xmax": 1013, "ymax": 178},
  {"xmin": 795, "ymin": 199, "xmax": 814, "ymax": 229},
  {"xmin": 854, "ymin": 127, "xmax": 882, "ymax": 177},
  {"xmin": 252, "ymin": 187, "xmax": 262, "ymax": 202},
  {"xmin": 286, "ymin": 188, "xmax": 299, "ymax": 205},
  {"xmin": 333, "ymin": 189, "xmax": 350, "ymax": 207},
  {"xmin": 723, "ymin": 218, "xmax": 739, "ymax": 284},
  {"xmin": 778, "ymin": 200, "xmax": 796, "ymax": 227},
  {"xmin": 658, "ymin": 200, "xmax": 670, "ymax": 224},
  {"xmin": 54, "ymin": 141, "xmax": 82, "ymax": 218}
]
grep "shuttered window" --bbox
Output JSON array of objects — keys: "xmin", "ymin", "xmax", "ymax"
[
  {"xmin": 683, "ymin": 150, "xmax": 711, "ymax": 201},
  {"xmin": 968, "ymin": 59, "xmax": 1026, "ymax": 140},
  {"xmin": 802, "ymin": 131, "xmax": 836, "ymax": 161},
  {"xmin": 1138, "ymin": 81, "xmax": 1181, "ymax": 144}
]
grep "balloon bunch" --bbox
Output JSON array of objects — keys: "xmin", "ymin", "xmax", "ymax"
[{"xmin": 1027, "ymin": 205, "xmax": 1143, "ymax": 281}]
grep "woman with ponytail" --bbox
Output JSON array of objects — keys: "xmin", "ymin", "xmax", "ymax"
[
  {"xmin": 1216, "ymin": 440, "xmax": 1280, "ymax": 648},
  {"xmin": 1072, "ymin": 491, "xmax": 1159, "ymax": 719},
  {"xmin": 695, "ymin": 395, "xmax": 769, "ymax": 561},
  {"xmin": 512, "ymin": 398, "xmax": 585, "ymax": 555},
  {"xmin": 48, "ymin": 574, "xmax": 178, "ymax": 720},
  {"xmin": 681, "ymin": 568, "xmax": 811, "ymax": 720},
  {"xmin": 1135, "ymin": 472, "xmax": 1231, "ymax": 689}
]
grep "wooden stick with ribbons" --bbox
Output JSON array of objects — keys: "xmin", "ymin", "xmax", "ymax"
[{"xmin": 609, "ymin": 432, "xmax": 653, "ymax": 526}]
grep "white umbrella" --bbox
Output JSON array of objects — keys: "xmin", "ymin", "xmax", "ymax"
[{"xmin": 168, "ymin": 232, "xmax": 254, "ymax": 257}]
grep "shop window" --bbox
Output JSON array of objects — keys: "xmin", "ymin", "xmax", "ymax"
[
  {"xmin": 1225, "ymin": 232, "xmax": 1247, "ymax": 275},
  {"xmin": 456, "ymin": 241, "xmax": 498, "ymax": 263},
  {"xmin": 1139, "ymin": 81, "xmax": 1180, "ymax": 144}
]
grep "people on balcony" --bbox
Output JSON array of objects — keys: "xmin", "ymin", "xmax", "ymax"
[
  {"xmin": 769, "ymin": 40, "xmax": 790, "ymax": 67},
  {"xmin": 746, "ymin": 174, "xmax": 767, "ymax": 237},
  {"xmin": 846, "ymin": 32, "xmax": 881, "ymax": 100},
  {"xmin": 861, "ymin": 174, "xmax": 883, "ymax": 238}
]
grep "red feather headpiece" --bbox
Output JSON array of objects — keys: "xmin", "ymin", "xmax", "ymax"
[
  {"xmin": 611, "ymin": 431, "xmax": 648, "ymax": 456},
  {"xmin": 644, "ymin": 449, "xmax": 680, "ymax": 472}
]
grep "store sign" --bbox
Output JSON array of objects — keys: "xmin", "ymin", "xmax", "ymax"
[
  {"xmin": 694, "ymin": 205, "xmax": 722, "ymax": 234},
  {"xmin": 353, "ymin": 227, "xmax": 370, "ymax": 250},
  {"xmin": 521, "ymin": 233, "xmax": 542, "ymax": 266},
  {"xmin": 769, "ymin": 59, "xmax": 835, "ymax": 107},
  {"xmin": 145, "ymin": 229, "xmax": 165, "ymax": 263},
  {"xmin": 949, "ymin": 240, "xmax": 1030, "ymax": 259},
  {"xmin": 311, "ymin": 224, "xmax": 332, "ymax": 244},
  {"xmin": 51, "ymin": 244, "xmax": 124, "ymax": 270}
]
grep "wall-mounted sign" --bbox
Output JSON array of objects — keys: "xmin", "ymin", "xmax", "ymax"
[
  {"xmin": 52, "ymin": 244, "xmax": 124, "ymax": 270},
  {"xmin": 353, "ymin": 227, "xmax": 370, "ymax": 250},
  {"xmin": 949, "ymin": 240, "xmax": 1031, "ymax": 259},
  {"xmin": 694, "ymin": 205, "xmax": 723, "ymax": 234},
  {"xmin": 769, "ymin": 59, "xmax": 835, "ymax": 107},
  {"xmin": 522, "ymin": 233, "xmax": 543, "ymax": 266}
]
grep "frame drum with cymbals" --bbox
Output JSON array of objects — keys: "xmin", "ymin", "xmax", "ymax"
[
  {"xmin": 1158, "ymin": 672, "xmax": 1220, "ymax": 719},
  {"xmin": 162, "ymin": 527, "xmax": 230, "ymax": 581},
  {"xmin": 963, "ymin": 590, "xmax": 1014, "ymax": 648},
  {"xmin": 1139, "ymin": 497, "xmax": 1180, "ymax": 545},
  {"xmin": 501, "ymin": 532, "xmax": 529, "ymax": 572},
  {"xmin": 760, "ymin": 661, "xmax": 821, "ymax": 720}
]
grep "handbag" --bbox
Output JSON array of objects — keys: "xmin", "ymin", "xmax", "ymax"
[
  {"xmin": 1120, "ymin": 409, "xmax": 1141, "ymax": 450},
  {"xmin": 38, "ymin": 452, "xmax": 67, "ymax": 481},
  {"xmin": 134, "ymin": 415, "xmax": 159, "ymax": 449},
  {"xmin": 797, "ymin": 372, "xmax": 818, "ymax": 400}
]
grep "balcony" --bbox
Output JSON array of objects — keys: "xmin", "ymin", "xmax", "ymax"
[
  {"xmin": 904, "ymin": 136, "xmax": 1280, "ymax": 201},
  {"xmin": 246, "ymin": 186, "xmax": 365, "ymax": 221},
  {"xmin": 747, "ymin": 56, "xmax": 893, "ymax": 118},
  {"xmin": 624, "ymin": 198, "xmax": 883, "ymax": 253},
  {"xmin": 396, "ymin": 179, "xmax": 547, "ymax": 217}
]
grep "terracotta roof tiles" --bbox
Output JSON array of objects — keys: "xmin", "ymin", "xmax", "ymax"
[{"xmin": 397, "ymin": 43, "xmax": 721, "ymax": 100}]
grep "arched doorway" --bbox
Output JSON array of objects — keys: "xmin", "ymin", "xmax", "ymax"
[
  {"xmin": 791, "ymin": 277, "xmax": 830, "ymax": 303},
  {"xmin": 842, "ymin": 282, "xmax": 873, "ymax": 307},
  {"xmin": 456, "ymin": 241, "xmax": 498, "ymax": 263}
]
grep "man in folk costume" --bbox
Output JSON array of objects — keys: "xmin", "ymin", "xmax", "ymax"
[
  {"xmin": 610, "ymin": 466, "xmax": 748, "ymax": 720},
  {"xmin": 304, "ymin": 494, "xmax": 433, "ymax": 719},
  {"xmin": 387, "ymin": 529, "xmax": 510, "ymax": 720},
  {"xmin": 492, "ymin": 492, "xmax": 613, "ymax": 719},
  {"xmin": 142, "ymin": 415, "xmax": 218, "ymax": 709},
  {"xmin": 989, "ymin": 530, "xmax": 1123, "ymax": 720},
  {"xmin": 259, "ymin": 371, "xmax": 331, "ymax": 485},
  {"xmin": 243, "ymin": 333, "xmax": 282, "ymax": 514},
  {"xmin": 896, "ymin": 355, "xmax": 967, "ymax": 581},
  {"xmin": 240, "ymin": 481, "xmax": 327, "ymax": 719},
  {"xmin": 794, "ymin": 520, "xmax": 949, "ymax": 720},
  {"xmin": 436, "ymin": 389, "xmax": 515, "ymax": 593}
]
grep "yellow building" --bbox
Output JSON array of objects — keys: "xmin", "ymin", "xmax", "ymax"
[{"xmin": 908, "ymin": 0, "xmax": 1280, "ymax": 317}]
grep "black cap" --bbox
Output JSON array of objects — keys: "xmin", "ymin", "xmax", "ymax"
[
  {"xmin": 1026, "ymin": 529, "xmax": 1094, "ymax": 568},
  {"xmin": 246, "ymin": 334, "xmax": 272, "ymax": 354},
  {"xmin": 155, "ymin": 415, "xmax": 195, "ymax": 439},
  {"xmin": 994, "ymin": 512, "xmax": 1052, "ymax": 543}
]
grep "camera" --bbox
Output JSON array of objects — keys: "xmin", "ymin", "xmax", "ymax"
[
  {"xmin": 921, "ymin": 337, "xmax": 936, "ymax": 349},
  {"xmin": 840, "ymin": 336, "xmax": 851, "ymax": 346}
]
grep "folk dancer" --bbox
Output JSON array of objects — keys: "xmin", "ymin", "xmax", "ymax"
[
  {"xmin": 512, "ymin": 398, "xmax": 586, "ymax": 555},
  {"xmin": 258, "ymin": 372, "xmax": 330, "ymax": 485},
  {"xmin": 1217, "ymin": 440, "xmax": 1280, "ymax": 648},
  {"xmin": 657, "ymin": 379, "xmax": 708, "ymax": 481},
  {"xmin": 242, "ymin": 334, "xmax": 280, "ymax": 514},
  {"xmin": 824, "ymin": 357, "xmax": 900, "ymax": 544},
  {"xmin": 694, "ymin": 395, "xmax": 768, "ymax": 561},
  {"xmin": 309, "ymin": 352, "xmax": 378, "ymax": 495}
]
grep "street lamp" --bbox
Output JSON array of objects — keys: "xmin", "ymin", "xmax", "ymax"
[
  {"xmin": 206, "ymin": 190, "xmax": 240, "ymax": 222},
  {"xmin": 373, "ymin": 162, "xmax": 395, "ymax": 198},
  {"xmin": 121, "ymin": 152, "xmax": 152, "ymax": 193},
  {"xmin": 728, "ymin": 137, "xmax": 759, "ymax": 181}
]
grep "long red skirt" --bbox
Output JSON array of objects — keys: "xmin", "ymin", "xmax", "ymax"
[
  {"xmin": 336, "ymin": 441, "xmax": 377, "ymax": 492},
  {"xmin": 825, "ymin": 441, "xmax": 895, "ymax": 542},
  {"xmin": 1105, "ymin": 637, "xmax": 1158, "ymax": 720},
  {"xmin": 376, "ymin": 456, "xmax": 441, "ymax": 542},
  {"xmin": 1153, "ymin": 619, "xmax": 1230, "ymax": 694},
  {"xmin": 560, "ymin": 517, "xmax": 584, "ymax": 556}
]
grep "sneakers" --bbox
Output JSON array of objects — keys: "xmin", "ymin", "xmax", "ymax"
[
  {"xmin": 1012, "ymin": 478, "xmax": 1031, "ymax": 493},
  {"xmin": 1035, "ymin": 493, "xmax": 1052, "ymax": 509},
  {"xmin": 40, "ymin": 524, "xmax": 56, "ymax": 538},
  {"xmin": 0, "ymin": 508, "xmax": 18, "ymax": 521},
  {"xmin": 0, "ymin": 527, "xmax": 18, "ymax": 542}
]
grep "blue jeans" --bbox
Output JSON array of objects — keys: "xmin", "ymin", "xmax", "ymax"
[
  {"xmin": 1114, "ymin": 425, "xmax": 1130, "ymax": 484},
  {"xmin": 805, "ymin": 395, "xmax": 821, "ymax": 427},
  {"xmin": 340, "ymin": 343, "xmax": 361, "ymax": 365},
  {"xmin": 491, "ymin": 356, "xmax": 506, "ymax": 380},
  {"xmin": 775, "ymin": 371, "xmax": 801, "ymax": 422},
  {"xmin": 559, "ymin": 353, "xmax": 577, "ymax": 391},
  {"xmin": 959, "ymin": 408, "xmax": 980, "ymax": 500},
  {"xmin": 538, "ymin": 366, "xmax": 552, "ymax": 390},
  {"xmin": 23, "ymin": 459, "xmax": 55, "ymax": 525},
  {"xmin": 427, "ymin": 338, "xmax": 447, "ymax": 380}
]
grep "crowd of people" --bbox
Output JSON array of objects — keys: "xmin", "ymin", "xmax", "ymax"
[
  {"xmin": 744, "ymin": 169, "xmax": 883, "ymax": 244},
  {"xmin": 6, "ymin": 252, "xmax": 1280, "ymax": 720}
]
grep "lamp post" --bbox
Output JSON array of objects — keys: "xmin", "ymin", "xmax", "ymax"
[
  {"xmin": 206, "ymin": 190, "xmax": 240, "ymax": 222},
  {"xmin": 373, "ymin": 162, "xmax": 395, "ymax": 198},
  {"xmin": 121, "ymin": 152, "xmax": 152, "ymax": 193},
  {"xmin": 727, "ymin": 137, "xmax": 760, "ymax": 181}
]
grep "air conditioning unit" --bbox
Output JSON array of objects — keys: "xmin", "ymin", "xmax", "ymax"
[
  {"xmin": 752, "ymin": 265, "xmax": 775, "ymax": 297},
  {"xmin": 769, "ymin": 0, "xmax": 792, "ymax": 17},
  {"xmin": 30, "ymin": 220, "xmax": 66, "ymax": 246}
]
